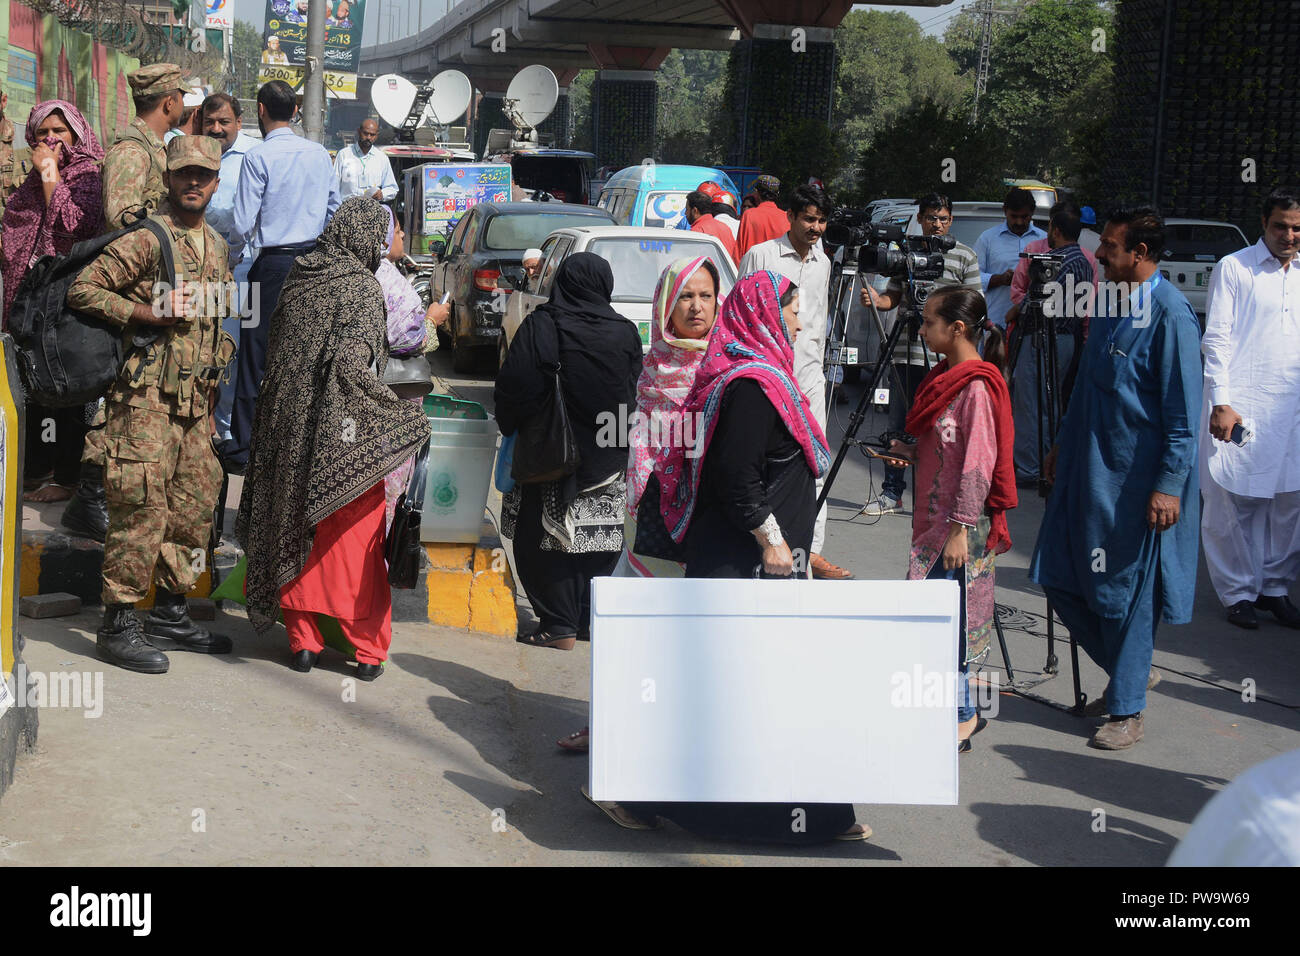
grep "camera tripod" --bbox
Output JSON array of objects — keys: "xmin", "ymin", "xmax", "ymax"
[{"xmin": 1004, "ymin": 299, "xmax": 1088, "ymax": 715}]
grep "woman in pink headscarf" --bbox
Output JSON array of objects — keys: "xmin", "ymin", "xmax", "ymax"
[{"xmin": 1, "ymin": 100, "xmax": 104, "ymax": 502}]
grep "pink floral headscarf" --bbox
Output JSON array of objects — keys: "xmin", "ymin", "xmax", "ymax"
[
  {"xmin": 626, "ymin": 255, "xmax": 716, "ymax": 511},
  {"xmin": 654, "ymin": 270, "xmax": 830, "ymax": 543}
]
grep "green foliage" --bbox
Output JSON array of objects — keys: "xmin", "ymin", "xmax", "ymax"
[
  {"xmin": 755, "ymin": 118, "xmax": 845, "ymax": 198},
  {"xmin": 568, "ymin": 70, "xmax": 594, "ymax": 153},
  {"xmin": 856, "ymin": 100, "xmax": 1010, "ymax": 202},
  {"xmin": 656, "ymin": 49, "xmax": 728, "ymax": 164},
  {"xmin": 948, "ymin": 0, "xmax": 1115, "ymax": 188},
  {"xmin": 231, "ymin": 19, "xmax": 266, "ymax": 99},
  {"xmin": 831, "ymin": 10, "xmax": 969, "ymax": 198}
]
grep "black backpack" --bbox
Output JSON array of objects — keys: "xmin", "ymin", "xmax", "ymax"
[{"xmin": 8, "ymin": 217, "xmax": 176, "ymax": 407}]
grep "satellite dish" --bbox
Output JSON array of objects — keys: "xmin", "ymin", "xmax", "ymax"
[
  {"xmin": 504, "ymin": 64, "xmax": 558, "ymax": 133},
  {"xmin": 422, "ymin": 69, "xmax": 472, "ymax": 126},
  {"xmin": 371, "ymin": 73, "xmax": 417, "ymax": 128}
]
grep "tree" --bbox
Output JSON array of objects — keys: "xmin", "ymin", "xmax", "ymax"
[
  {"xmin": 655, "ymin": 49, "xmax": 728, "ymax": 164},
  {"xmin": 756, "ymin": 118, "xmax": 845, "ymax": 198},
  {"xmin": 831, "ymin": 10, "xmax": 970, "ymax": 199},
  {"xmin": 947, "ymin": 0, "xmax": 1115, "ymax": 188},
  {"xmin": 855, "ymin": 100, "xmax": 1010, "ymax": 202},
  {"xmin": 231, "ymin": 19, "xmax": 266, "ymax": 99}
]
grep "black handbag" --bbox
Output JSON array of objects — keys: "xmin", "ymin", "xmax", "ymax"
[
  {"xmin": 633, "ymin": 473, "xmax": 687, "ymax": 563},
  {"xmin": 385, "ymin": 441, "xmax": 430, "ymax": 589},
  {"xmin": 510, "ymin": 312, "xmax": 581, "ymax": 484}
]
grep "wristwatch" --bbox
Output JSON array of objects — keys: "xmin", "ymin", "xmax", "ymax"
[{"xmin": 757, "ymin": 514, "xmax": 783, "ymax": 547}]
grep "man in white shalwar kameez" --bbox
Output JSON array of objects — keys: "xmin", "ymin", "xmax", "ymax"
[{"xmin": 1200, "ymin": 189, "xmax": 1300, "ymax": 629}]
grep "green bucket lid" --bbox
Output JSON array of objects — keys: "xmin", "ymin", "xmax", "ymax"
[{"xmin": 423, "ymin": 393, "xmax": 488, "ymax": 420}]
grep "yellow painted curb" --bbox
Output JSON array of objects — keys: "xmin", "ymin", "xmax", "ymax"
[
  {"xmin": 424, "ymin": 538, "xmax": 516, "ymax": 636},
  {"xmin": 19, "ymin": 532, "xmax": 211, "ymax": 606}
]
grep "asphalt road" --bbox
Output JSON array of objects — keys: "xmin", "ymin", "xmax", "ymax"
[{"xmin": 2, "ymin": 357, "xmax": 1296, "ymax": 865}]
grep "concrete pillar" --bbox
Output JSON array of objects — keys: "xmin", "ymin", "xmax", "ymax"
[
  {"xmin": 726, "ymin": 24, "xmax": 835, "ymax": 166},
  {"xmin": 536, "ymin": 88, "xmax": 570, "ymax": 148},
  {"xmin": 591, "ymin": 70, "xmax": 657, "ymax": 170}
]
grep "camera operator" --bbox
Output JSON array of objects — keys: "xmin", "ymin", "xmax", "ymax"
[
  {"xmin": 1007, "ymin": 203, "xmax": 1096, "ymax": 484},
  {"xmin": 858, "ymin": 193, "xmax": 983, "ymax": 516}
]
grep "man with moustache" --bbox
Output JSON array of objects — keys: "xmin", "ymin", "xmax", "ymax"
[
  {"xmin": 201, "ymin": 93, "xmax": 260, "ymax": 459},
  {"xmin": 1030, "ymin": 207, "xmax": 1202, "ymax": 750},
  {"xmin": 67, "ymin": 136, "xmax": 237, "ymax": 674}
]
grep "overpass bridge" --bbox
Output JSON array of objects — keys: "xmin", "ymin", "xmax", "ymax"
[{"xmin": 359, "ymin": 0, "xmax": 954, "ymax": 165}]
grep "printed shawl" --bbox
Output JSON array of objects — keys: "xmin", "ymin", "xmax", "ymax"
[
  {"xmin": 656, "ymin": 269, "xmax": 830, "ymax": 543},
  {"xmin": 1, "ymin": 100, "xmax": 104, "ymax": 324},
  {"xmin": 237, "ymin": 197, "xmax": 431, "ymax": 632},
  {"xmin": 906, "ymin": 358, "xmax": 1017, "ymax": 554},
  {"xmin": 626, "ymin": 255, "xmax": 713, "ymax": 511}
]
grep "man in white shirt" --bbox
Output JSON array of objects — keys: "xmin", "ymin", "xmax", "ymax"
[
  {"xmin": 739, "ymin": 184, "xmax": 850, "ymax": 579},
  {"xmin": 1201, "ymin": 188, "xmax": 1300, "ymax": 630},
  {"xmin": 333, "ymin": 119, "xmax": 397, "ymax": 202}
]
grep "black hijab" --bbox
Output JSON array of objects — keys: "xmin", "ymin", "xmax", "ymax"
[{"xmin": 495, "ymin": 252, "xmax": 643, "ymax": 496}]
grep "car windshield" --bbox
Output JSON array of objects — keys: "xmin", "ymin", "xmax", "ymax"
[
  {"xmin": 483, "ymin": 213, "xmax": 605, "ymax": 251},
  {"xmin": 587, "ymin": 237, "xmax": 735, "ymax": 303},
  {"xmin": 511, "ymin": 155, "xmax": 592, "ymax": 203},
  {"xmin": 947, "ymin": 215, "xmax": 1048, "ymax": 249},
  {"xmin": 1164, "ymin": 224, "xmax": 1248, "ymax": 262}
]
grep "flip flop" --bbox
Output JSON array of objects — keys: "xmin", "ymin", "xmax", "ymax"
[
  {"xmin": 580, "ymin": 785, "xmax": 660, "ymax": 830},
  {"xmin": 23, "ymin": 481, "xmax": 74, "ymax": 503},
  {"xmin": 557, "ymin": 727, "xmax": 589, "ymax": 752},
  {"xmin": 23, "ymin": 470, "xmax": 53, "ymax": 492},
  {"xmin": 834, "ymin": 822, "xmax": 873, "ymax": 841}
]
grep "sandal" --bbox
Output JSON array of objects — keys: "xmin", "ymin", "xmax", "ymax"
[
  {"xmin": 835, "ymin": 822, "xmax": 873, "ymax": 841},
  {"xmin": 581, "ymin": 785, "xmax": 660, "ymax": 830},
  {"xmin": 23, "ymin": 481, "xmax": 74, "ymax": 503},
  {"xmin": 23, "ymin": 470, "xmax": 53, "ymax": 492},
  {"xmin": 516, "ymin": 628, "xmax": 576, "ymax": 651},
  {"xmin": 557, "ymin": 727, "xmax": 589, "ymax": 752}
]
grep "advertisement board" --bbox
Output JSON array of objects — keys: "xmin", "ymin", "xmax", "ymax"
[
  {"xmin": 263, "ymin": 0, "xmax": 366, "ymax": 73},
  {"xmin": 205, "ymin": 0, "xmax": 233, "ymax": 30},
  {"xmin": 421, "ymin": 164, "xmax": 512, "ymax": 239},
  {"xmin": 256, "ymin": 64, "xmax": 357, "ymax": 99}
]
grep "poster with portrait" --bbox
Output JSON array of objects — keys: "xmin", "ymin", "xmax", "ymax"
[
  {"xmin": 422, "ymin": 164, "xmax": 513, "ymax": 239},
  {"xmin": 263, "ymin": 0, "xmax": 366, "ymax": 74}
]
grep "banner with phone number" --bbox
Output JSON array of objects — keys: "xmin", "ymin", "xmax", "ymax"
[
  {"xmin": 262, "ymin": 0, "xmax": 366, "ymax": 73},
  {"xmin": 257, "ymin": 64, "xmax": 357, "ymax": 99}
]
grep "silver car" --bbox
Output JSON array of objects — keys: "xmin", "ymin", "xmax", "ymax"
[{"xmin": 500, "ymin": 226, "xmax": 738, "ymax": 367}]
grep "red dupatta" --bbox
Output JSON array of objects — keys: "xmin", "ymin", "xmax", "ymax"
[{"xmin": 905, "ymin": 359, "xmax": 1017, "ymax": 554}]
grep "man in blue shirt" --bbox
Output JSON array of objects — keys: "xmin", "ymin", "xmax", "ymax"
[
  {"xmin": 201, "ymin": 93, "xmax": 259, "ymax": 454},
  {"xmin": 974, "ymin": 187, "xmax": 1047, "ymax": 330},
  {"xmin": 225, "ymin": 80, "xmax": 340, "ymax": 472},
  {"xmin": 1030, "ymin": 207, "xmax": 1202, "ymax": 751}
]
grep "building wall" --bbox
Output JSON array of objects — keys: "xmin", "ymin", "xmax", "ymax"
[{"xmin": 3, "ymin": 0, "xmax": 141, "ymax": 149}]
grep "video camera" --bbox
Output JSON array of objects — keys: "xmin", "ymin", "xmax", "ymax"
[
  {"xmin": 1020, "ymin": 251, "xmax": 1067, "ymax": 314},
  {"xmin": 825, "ymin": 216, "xmax": 954, "ymax": 283}
]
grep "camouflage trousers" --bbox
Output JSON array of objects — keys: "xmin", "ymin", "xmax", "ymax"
[{"xmin": 101, "ymin": 399, "xmax": 222, "ymax": 605}]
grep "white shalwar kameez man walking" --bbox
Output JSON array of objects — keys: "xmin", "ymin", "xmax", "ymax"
[{"xmin": 1200, "ymin": 189, "xmax": 1300, "ymax": 630}]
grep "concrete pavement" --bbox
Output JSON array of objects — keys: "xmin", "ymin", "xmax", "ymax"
[{"xmin": 1, "ymin": 364, "xmax": 1296, "ymax": 865}]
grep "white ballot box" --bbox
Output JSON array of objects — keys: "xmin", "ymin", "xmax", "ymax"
[{"xmin": 589, "ymin": 577, "xmax": 959, "ymax": 805}]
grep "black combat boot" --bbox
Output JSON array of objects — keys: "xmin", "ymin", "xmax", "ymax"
[
  {"xmin": 97, "ymin": 604, "xmax": 169, "ymax": 674},
  {"xmin": 144, "ymin": 590, "xmax": 233, "ymax": 654},
  {"xmin": 61, "ymin": 462, "xmax": 109, "ymax": 542}
]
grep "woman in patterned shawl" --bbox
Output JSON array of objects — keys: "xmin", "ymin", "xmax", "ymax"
[
  {"xmin": 237, "ymin": 197, "xmax": 430, "ymax": 680},
  {"xmin": 495, "ymin": 252, "xmax": 643, "ymax": 650},
  {"xmin": 1, "ymin": 99, "xmax": 104, "ymax": 502}
]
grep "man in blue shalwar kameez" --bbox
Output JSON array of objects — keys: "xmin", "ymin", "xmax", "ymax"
[{"xmin": 1030, "ymin": 207, "xmax": 1202, "ymax": 750}]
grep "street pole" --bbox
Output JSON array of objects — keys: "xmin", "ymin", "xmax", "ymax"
[{"xmin": 303, "ymin": 0, "xmax": 327, "ymax": 143}]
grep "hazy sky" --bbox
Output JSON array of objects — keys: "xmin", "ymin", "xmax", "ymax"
[{"xmin": 230, "ymin": 0, "xmax": 980, "ymax": 48}]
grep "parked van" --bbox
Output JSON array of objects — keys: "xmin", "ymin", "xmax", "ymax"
[{"xmin": 596, "ymin": 164, "xmax": 741, "ymax": 229}]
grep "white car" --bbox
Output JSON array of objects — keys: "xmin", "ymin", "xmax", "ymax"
[
  {"xmin": 1160, "ymin": 219, "xmax": 1249, "ymax": 320},
  {"xmin": 500, "ymin": 226, "xmax": 738, "ymax": 365}
]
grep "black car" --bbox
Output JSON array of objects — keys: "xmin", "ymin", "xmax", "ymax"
[{"xmin": 432, "ymin": 201, "xmax": 615, "ymax": 372}]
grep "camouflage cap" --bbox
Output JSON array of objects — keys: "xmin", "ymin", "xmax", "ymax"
[
  {"xmin": 165, "ymin": 134, "xmax": 221, "ymax": 171},
  {"xmin": 128, "ymin": 63, "xmax": 187, "ymax": 98}
]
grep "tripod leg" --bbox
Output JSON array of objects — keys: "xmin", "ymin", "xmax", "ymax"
[
  {"xmin": 993, "ymin": 602, "xmax": 1015, "ymax": 683},
  {"xmin": 1069, "ymin": 627, "xmax": 1085, "ymax": 713},
  {"xmin": 1045, "ymin": 597, "xmax": 1059, "ymax": 675}
]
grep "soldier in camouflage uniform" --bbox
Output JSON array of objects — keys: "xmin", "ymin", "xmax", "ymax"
[
  {"xmin": 67, "ymin": 136, "xmax": 237, "ymax": 674},
  {"xmin": 0, "ymin": 89, "xmax": 32, "ymax": 251},
  {"xmin": 62, "ymin": 64, "xmax": 188, "ymax": 544}
]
